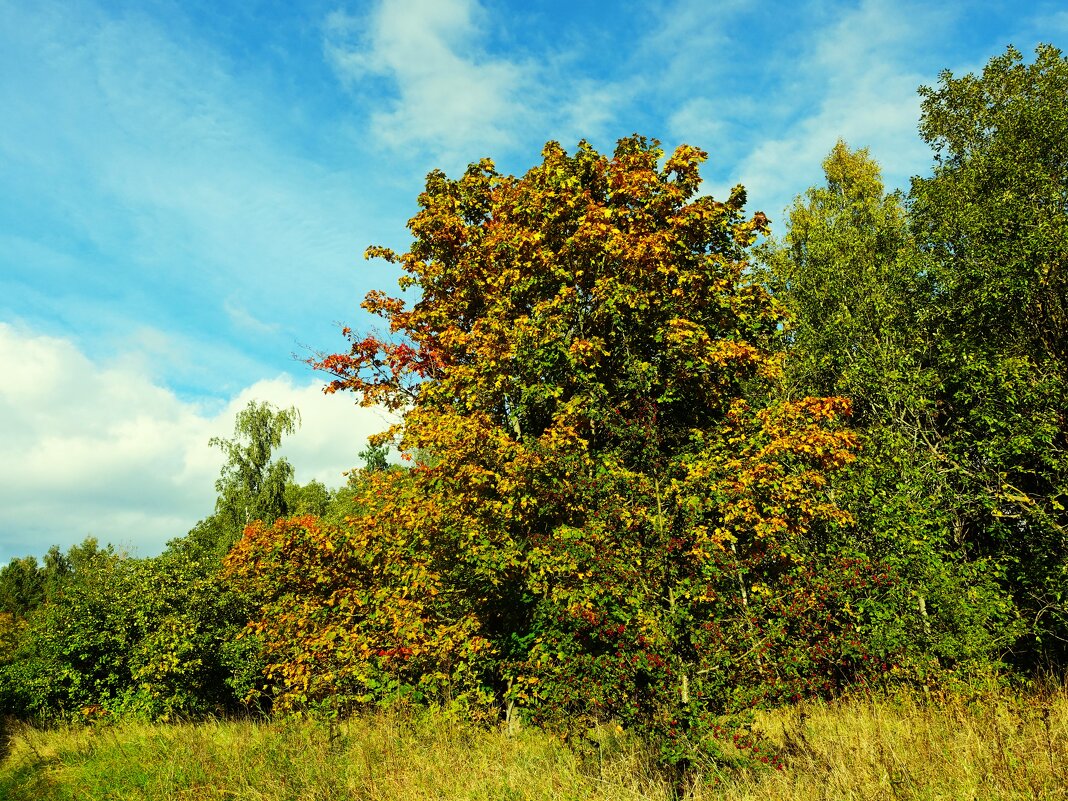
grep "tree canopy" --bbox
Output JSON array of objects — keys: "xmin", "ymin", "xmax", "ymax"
[
  {"xmin": 224, "ymin": 136, "xmax": 871, "ymax": 768},
  {"xmin": 911, "ymin": 44, "xmax": 1068, "ymax": 662}
]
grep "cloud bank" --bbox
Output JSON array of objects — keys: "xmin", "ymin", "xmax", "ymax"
[{"xmin": 0, "ymin": 323, "xmax": 394, "ymax": 562}]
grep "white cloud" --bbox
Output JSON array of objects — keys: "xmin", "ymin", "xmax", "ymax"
[
  {"xmin": 225, "ymin": 377, "xmax": 401, "ymax": 490},
  {"xmin": 7, "ymin": 0, "xmax": 1058, "ymax": 566},
  {"xmin": 224, "ymin": 299, "xmax": 284, "ymax": 337},
  {"xmin": 0, "ymin": 323, "xmax": 396, "ymax": 563},
  {"xmin": 667, "ymin": 101, "xmax": 730, "ymax": 153},
  {"xmin": 678, "ymin": 0, "xmax": 949, "ymax": 223},
  {"xmin": 324, "ymin": 0, "xmax": 535, "ymax": 168}
]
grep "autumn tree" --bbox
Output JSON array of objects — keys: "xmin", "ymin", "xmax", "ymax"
[{"xmin": 230, "ymin": 136, "xmax": 865, "ymax": 769}]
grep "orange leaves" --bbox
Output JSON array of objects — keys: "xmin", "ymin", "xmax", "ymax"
[
  {"xmin": 665, "ymin": 318, "xmax": 768, "ymax": 371},
  {"xmin": 222, "ymin": 478, "xmax": 496, "ymax": 713},
  {"xmin": 708, "ymin": 339, "xmax": 765, "ymax": 369},
  {"xmin": 752, "ymin": 396, "xmax": 859, "ymax": 470},
  {"xmin": 662, "ymin": 144, "xmax": 708, "ymax": 195},
  {"xmin": 692, "ymin": 396, "xmax": 859, "ymax": 554},
  {"xmin": 567, "ymin": 337, "xmax": 606, "ymax": 367},
  {"xmin": 287, "ymin": 135, "xmax": 873, "ymax": 732},
  {"xmin": 361, "ymin": 289, "xmax": 408, "ymax": 322}
]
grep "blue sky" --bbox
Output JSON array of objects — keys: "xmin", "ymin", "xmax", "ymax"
[{"xmin": 2, "ymin": 0, "xmax": 1065, "ymax": 562}]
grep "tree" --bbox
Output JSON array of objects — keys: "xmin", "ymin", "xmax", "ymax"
[
  {"xmin": 204, "ymin": 401, "xmax": 300, "ymax": 557},
  {"xmin": 757, "ymin": 143, "xmax": 1020, "ymax": 674},
  {"xmin": 757, "ymin": 141, "xmax": 930, "ymax": 418},
  {"xmin": 284, "ymin": 478, "xmax": 334, "ymax": 517},
  {"xmin": 228, "ymin": 136, "xmax": 866, "ymax": 771},
  {"xmin": 0, "ymin": 557, "xmax": 45, "ymax": 619},
  {"xmin": 0, "ymin": 539, "xmax": 109, "ymax": 622},
  {"xmin": 0, "ymin": 542, "xmax": 251, "ymax": 721},
  {"xmin": 357, "ymin": 442, "xmax": 390, "ymax": 473},
  {"xmin": 0, "ymin": 539, "xmax": 119, "ymax": 718},
  {"xmin": 910, "ymin": 44, "xmax": 1068, "ymax": 662}
]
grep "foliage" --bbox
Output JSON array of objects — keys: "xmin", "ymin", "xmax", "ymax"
[
  {"xmin": 283, "ymin": 479, "xmax": 334, "ymax": 518},
  {"xmin": 0, "ymin": 559, "xmax": 45, "ymax": 621},
  {"xmin": 231, "ymin": 136, "xmax": 866, "ymax": 769},
  {"xmin": 0, "ymin": 543, "xmax": 105, "ymax": 622},
  {"xmin": 757, "ymin": 142, "xmax": 1020, "ymax": 675},
  {"xmin": 224, "ymin": 479, "xmax": 495, "ymax": 716},
  {"xmin": 0, "ymin": 543, "xmax": 249, "ymax": 721},
  {"xmin": 207, "ymin": 401, "xmax": 300, "ymax": 557},
  {"xmin": 756, "ymin": 141, "xmax": 930, "ymax": 417},
  {"xmin": 910, "ymin": 44, "xmax": 1068, "ymax": 662},
  {"xmin": 358, "ymin": 442, "xmax": 391, "ymax": 473},
  {"xmin": 0, "ymin": 613, "xmax": 27, "ymax": 667}
]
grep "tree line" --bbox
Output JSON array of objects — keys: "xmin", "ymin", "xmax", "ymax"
[{"xmin": 1, "ymin": 44, "xmax": 1065, "ymax": 773}]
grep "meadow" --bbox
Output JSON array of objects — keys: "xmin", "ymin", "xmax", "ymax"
[{"xmin": 2, "ymin": 682, "xmax": 1066, "ymax": 801}]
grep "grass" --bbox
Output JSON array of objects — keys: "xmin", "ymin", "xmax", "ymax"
[
  {"xmin": 720, "ymin": 681, "xmax": 1068, "ymax": 800},
  {"xmin": 0, "ymin": 710, "xmax": 668, "ymax": 801},
  {"xmin": 1, "ymin": 682, "xmax": 1066, "ymax": 800}
]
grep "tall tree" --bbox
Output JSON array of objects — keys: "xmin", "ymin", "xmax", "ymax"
[
  {"xmin": 206, "ymin": 401, "xmax": 300, "ymax": 556},
  {"xmin": 910, "ymin": 44, "xmax": 1068, "ymax": 661},
  {"xmin": 758, "ymin": 142, "xmax": 930, "ymax": 420},
  {"xmin": 231, "ymin": 137, "xmax": 872, "ymax": 772},
  {"xmin": 758, "ymin": 143, "xmax": 1019, "ymax": 672}
]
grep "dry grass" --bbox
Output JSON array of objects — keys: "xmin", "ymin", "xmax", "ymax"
[
  {"xmin": 699, "ymin": 681, "xmax": 1068, "ymax": 800},
  {"xmin": 1, "ymin": 682, "xmax": 1066, "ymax": 800}
]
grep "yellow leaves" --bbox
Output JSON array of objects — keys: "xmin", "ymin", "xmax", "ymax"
[
  {"xmin": 665, "ymin": 317, "xmax": 705, "ymax": 344},
  {"xmin": 702, "ymin": 525, "xmax": 736, "ymax": 550},
  {"xmin": 290, "ymin": 134, "xmax": 877, "ymax": 721},
  {"xmin": 364, "ymin": 245, "xmax": 399, "ymax": 263},
  {"xmin": 663, "ymin": 143, "xmax": 707, "ymax": 182},
  {"xmin": 567, "ymin": 337, "xmax": 607, "ymax": 366},
  {"xmin": 671, "ymin": 390, "xmax": 858, "ymax": 559},
  {"xmin": 709, "ymin": 339, "xmax": 764, "ymax": 368}
]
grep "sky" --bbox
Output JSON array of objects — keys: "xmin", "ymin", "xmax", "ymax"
[{"xmin": 2, "ymin": 0, "xmax": 1066, "ymax": 563}]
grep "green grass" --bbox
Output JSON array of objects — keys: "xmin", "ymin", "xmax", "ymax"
[
  {"xmin": 0, "ymin": 710, "xmax": 668, "ymax": 801},
  {"xmin": 2, "ymin": 683, "xmax": 1066, "ymax": 800}
]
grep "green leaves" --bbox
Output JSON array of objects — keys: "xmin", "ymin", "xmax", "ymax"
[
  {"xmin": 0, "ymin": 543, "xmax": 250, "ymax": 721},
  {"xmin": 12, "ymin": 46, "xmax": 1068, "ymax": 742},
  {"xmin": 209, "ymin": 401, "xmax": 300, "ymax": 557},
  {"xmin": 911, "ymin": 45, "xmax": 1068, "ymax": 661},
  {"xmin": 755, "ymin": 46, "xmax": 1068, "ymax": 672}
]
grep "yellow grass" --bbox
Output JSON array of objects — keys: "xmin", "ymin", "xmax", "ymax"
[
  {"xmin": 1, "ymin": 682, "xmax": 1065, "ymax": 800},
  {"xmin": 713, "ymin": 682, "xmax": 1068, "ymax": 800}
]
